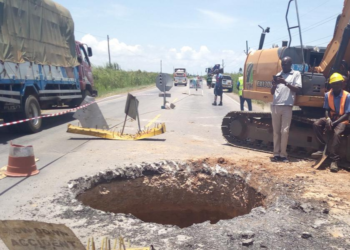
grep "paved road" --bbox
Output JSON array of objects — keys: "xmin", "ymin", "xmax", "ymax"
[{"xmin": 0, "ymin": 83, "xmax": 260, "ymax": 226}]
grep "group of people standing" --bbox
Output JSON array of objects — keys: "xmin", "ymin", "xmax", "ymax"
[
  {"xmin": 271, "ymin": 56, "xmax": 350, "ymax": 172},
  {"xmin": 210, "ymin": 69, "xmax": 252, "ymax": 111}
]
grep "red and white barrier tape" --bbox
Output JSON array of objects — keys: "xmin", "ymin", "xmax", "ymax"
[
  {"xmin": 0, "ymin": 91, "xmax": 157, "ymax": 128},
  {"xmin": 0, "ymin": 101, "xmax": 97, "ymax": 128},
  {"xmin": 0, "ymin": 93, "xmax": 124, "ymax": 128}
]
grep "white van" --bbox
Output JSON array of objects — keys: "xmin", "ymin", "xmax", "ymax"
[{"xmin": 211, "ymin": 74, "xmax": 217, "ymax": 88}]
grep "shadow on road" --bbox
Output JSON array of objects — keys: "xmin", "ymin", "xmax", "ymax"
[
  {"xmin": 68, "ymin": 137, "xmax": 166, "ymax": 142},
  {"xmin": 68, "ymin": 137, "xmax": 108, "ymax": 141},
  {"xmin": 137, "ymin": 138, "xmax": 166, "ymax": 142},
  {"xmin": 0, "ymin": 113, "xmax": 76, "ymax": 145}
]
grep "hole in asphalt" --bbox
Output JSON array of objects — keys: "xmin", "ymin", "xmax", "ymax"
[{"xmin": 77, "ymin": 169, "xmax": 265, "ymax": 228}]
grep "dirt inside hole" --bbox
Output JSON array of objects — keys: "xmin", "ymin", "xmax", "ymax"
[{"xmin": 77, "ymin": 172, "xmax": 265, "ymax": 228}]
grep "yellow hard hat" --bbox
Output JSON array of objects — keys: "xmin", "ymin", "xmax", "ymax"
[{"xmin": 329, "ymin": 72, "xmax": 344, "ymax": 84}]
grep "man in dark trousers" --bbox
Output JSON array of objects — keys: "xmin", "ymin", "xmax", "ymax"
[
  {"xmin": 212, "ymin": 69, "xmax": 223, "ymax": 106},
  {"xmin": 237, "ymin": 76, "xmax": 252, "ymax": 111},
  {"xmin": 312, "ymin": 73, "xmax": 350, "ymax": 172}
]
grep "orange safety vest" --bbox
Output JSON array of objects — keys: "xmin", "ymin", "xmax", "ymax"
[{"xmin": 328, "ymin": 89, "xmax": 349, "ymax": 124}]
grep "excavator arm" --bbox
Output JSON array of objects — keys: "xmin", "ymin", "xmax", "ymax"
[{"xmin": 316, "ymin": 0, "xmax": 350, "ymax": 77}]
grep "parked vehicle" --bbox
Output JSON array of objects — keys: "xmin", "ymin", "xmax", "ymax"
[
  {"xmin": 174, "ymin": 68, "xmax": 187, "ymax": 86},
  {"xmin": 0, "ymin": 0, "xmax": 97, "ymax": 133},
  {"xmin": 207, "ymin": 76, "xmax": 212, "ymax": 89},
  {"xmin": 222, "ymin": 75, "xmax": 233, "ymax": 92},
  {"xmin": 211, "ymin": 74, "xmax": 217, "ymax": 88}
]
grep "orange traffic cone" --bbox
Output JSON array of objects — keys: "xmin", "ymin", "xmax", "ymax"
[{"xmin": 5, "ymin": 142, "xmax": 39, "ymax": 177}]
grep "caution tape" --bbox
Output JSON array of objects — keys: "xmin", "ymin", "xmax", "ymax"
[
  {"xmin": 0, "ymin": 102, "xmax": 96, "ymax": 128},
  {"xmin": 0, "ymin": 94, "xmax": 121, "ymax": 128}
]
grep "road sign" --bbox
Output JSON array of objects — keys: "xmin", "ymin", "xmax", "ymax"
[
  {"xmin": 124, "ymin": 93, "xmax": 139, "ymax": 120},
  {"xmin": 122, "ymin": 93, "xmax": 140, "ymax": 134},
  {"xmin": 73, "ymin": 96, "xmax": 109, "ymax": 130},
  {"xmin": 0, "ymin": 220, "xmax": 85, "ymax": 250},
  {"xmin": 156, "ymin": 73, "xmax": 173, "ymax": 92}
]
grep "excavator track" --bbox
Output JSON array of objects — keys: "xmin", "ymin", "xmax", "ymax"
[{"xmin": 221, "ymin": 111, "xmax": 350, "ymax": 162}]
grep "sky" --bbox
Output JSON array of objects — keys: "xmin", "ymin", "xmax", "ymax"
[{"xmin": 56, "ymin": 0, "xmax": 344, "ymax": 74}]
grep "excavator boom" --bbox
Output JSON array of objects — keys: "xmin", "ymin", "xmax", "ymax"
[{"xmin": 317, "ymin": 0, "xmax": 350, "ymax": 77}]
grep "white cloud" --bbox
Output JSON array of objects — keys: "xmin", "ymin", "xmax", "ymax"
[
  {"xmin": 197, "ymin": 9, "xmax": 235, "ymax": 25},
  {"xmin": 81, "ymin": 34, "xmax": 246, "ymax": 73}
]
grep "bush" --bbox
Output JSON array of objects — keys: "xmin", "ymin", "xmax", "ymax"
[{"xmin": 92, "ymin": 63, "xmax": 161, "ymax": 95}]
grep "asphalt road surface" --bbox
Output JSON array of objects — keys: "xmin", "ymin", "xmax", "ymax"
[{"xmin": 0, "ymin": 83, "xmax": 258, "ymax": 232}]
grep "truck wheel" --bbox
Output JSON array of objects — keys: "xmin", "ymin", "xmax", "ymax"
[
  {"xmin": 175, "ymin": 84, "xmax": 178, "ymax": 86},
  {"xmin": 20, "ymin": 95, "xmax": 42, "ymax": 133},
  {"xmin": 228, "ymin": 88, "xmax": 233, "ymax": 92}
]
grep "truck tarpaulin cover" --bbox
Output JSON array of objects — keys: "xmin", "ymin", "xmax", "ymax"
[{"xmin": 0, "ymin": 0, "xmax": 79, "ymax": 67}]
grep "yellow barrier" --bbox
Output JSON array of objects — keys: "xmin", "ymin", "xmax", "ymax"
[
  {"xmin": 86, "ymin": 236, "xmax": 152, "ymax": 250},
  {"xmin": 67, "ymin": 123, "xmax": 166, "ymax": 141}
]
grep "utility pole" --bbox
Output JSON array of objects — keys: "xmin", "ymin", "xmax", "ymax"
[
  {"xmin": 222, "ymin": 59, "xmax": 224, "ymax": 73},
  {"xmin": 244, "ymin": 40, "xmax": 250, "ymax": 55},
  {"xmin": 107, "ymin": 35, "xmax": 111, "ymax": 66},
  {"xmin": 160, "ymin": 60, "xmax": 162, "ymax": 73}
]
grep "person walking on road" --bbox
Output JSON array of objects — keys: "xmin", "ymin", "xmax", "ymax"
[
  {"xmin": 212, "ymin": 69, "xmax": 223, "ymax": 106},
  {"xmin": 270, "ymin": 56, "xmax": 302, "ymax": 163},
  {"xmin": 312, "ymin": 73, "xmax": 350, "ymax": 172},
  {"xmin": 207, "ymin": 75, "xmax": 212, "ymax": 89},
  {"xmin": 237, "ymin": 76, "xmax": 252, "ymax": 111}
]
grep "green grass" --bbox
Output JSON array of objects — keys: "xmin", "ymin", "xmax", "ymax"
[
  {"xmin": 92, "ymin": 63, "xmax": 165, "ymax": 97},
  {"xmin": 96, "ymin": 84, "xmax": 155, "ymax": 98}
]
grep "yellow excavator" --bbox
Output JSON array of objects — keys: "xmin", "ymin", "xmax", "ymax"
[{"xmin": 222, "ymin": 0, "xmax": 350, "ymax": 162}]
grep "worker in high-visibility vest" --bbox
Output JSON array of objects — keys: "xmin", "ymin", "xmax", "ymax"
[
  {"xmin": 312, "ymin": 73, "xmax": 350, "ymax": 172},
  {"xmin": 237, "ymin": 76, "xmax": 252, "ymax": 111}
]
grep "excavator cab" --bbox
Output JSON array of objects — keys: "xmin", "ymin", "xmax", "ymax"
[{"xmin": 279, "ymin": 46, "xmax": 327, "ymax": 98}]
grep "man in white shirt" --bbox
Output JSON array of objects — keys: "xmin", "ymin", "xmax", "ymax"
[{"xmin": 270, "ymin": 57, "xmax": 302, "ymax": 163}]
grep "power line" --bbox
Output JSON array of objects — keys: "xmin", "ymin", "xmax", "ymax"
[
  {"xmin": 267, "ymin": 13, "xmax": 338, "ymax": 45},
  {"xmin": 265, "ymin": 13, "xmax": 338, "ymax": 46},
  {"xmin": 265, "ymin": 0, "xmax": 333, "ymax": 38},
  {"xmin": 304, "ymin": 35, "xmax": 333, "ymax": 45},
  {"xmin": 316, "ymin": 42, "xmax": 330, "ymax": 47},
  {"xmin": 299, "ymin": 0, "xmax": 332, "ymax": 18}
]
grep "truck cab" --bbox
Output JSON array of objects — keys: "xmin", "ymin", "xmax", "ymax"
[
  {"xmin": 173, "ymin": 68, "xmax": 187, "ymax": 86},
  {"xmin": 75, "ymin": 42, "xmax": 97, "ymax": 97}
]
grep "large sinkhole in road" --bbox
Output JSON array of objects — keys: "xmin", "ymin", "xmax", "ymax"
[{"xmin": 77, "ymin": 169, "xmax": 265, "ymax": 228}]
